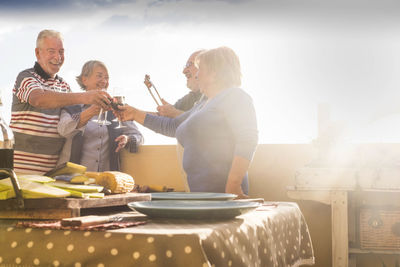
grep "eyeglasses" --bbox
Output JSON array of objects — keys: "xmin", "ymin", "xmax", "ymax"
[{"xmin": 183, "ymin": 61, "xmax": 194, "ymax": 69}]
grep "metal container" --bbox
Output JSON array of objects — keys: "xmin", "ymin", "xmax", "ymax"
[{"xmin": 0, "ymin": 96, "xmax": 14, "ymax": 169}]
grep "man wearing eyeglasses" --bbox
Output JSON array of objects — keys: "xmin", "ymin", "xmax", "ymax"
[{"xmin": 156, "ymin": 50, "xmax": 204, "ymax": 118}]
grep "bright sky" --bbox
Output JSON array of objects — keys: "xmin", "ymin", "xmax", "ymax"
[{"xmin": 1, "ymin": 0, "xmax": 400, "ymax": 144}]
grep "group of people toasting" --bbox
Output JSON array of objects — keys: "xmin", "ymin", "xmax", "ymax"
[{"xmin": 10, "ymin": 29, "xmax": 258, "ymax": 198}]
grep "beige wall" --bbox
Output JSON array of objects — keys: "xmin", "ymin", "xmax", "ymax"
[
  {"xmin": 121, "ymin": 144, "xmax": 339, "ymax": 267},
  {"xmin": 121, "ymin": 145, "xmax": 187, "ymax": 192}
]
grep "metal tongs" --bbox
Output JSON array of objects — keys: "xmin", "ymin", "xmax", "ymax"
[
  {"xmin": 0, "ymin": 168, "xmax": 24, "ymax": 209},
  {"xmin": 61, "ymin": 215, "xmax": 123, "ymax": 227},
  {"xmin": 144, "ymin": 74, "xmax": 162, "ymax": 106}
]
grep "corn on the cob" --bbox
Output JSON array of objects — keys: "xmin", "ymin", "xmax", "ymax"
[{"xmin": 95, "ymin": 171, "xmax": 135, "ymax": 193}]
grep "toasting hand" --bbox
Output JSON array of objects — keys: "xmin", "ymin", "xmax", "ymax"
[
  {"xmin": 116, "ymin": 105, "xmax": 146, "ymax": 125},
  {"xmin": 157, "ymin": 99, "xmax": 183, "ymax": 118},
  {"xmin": 109, "ymin": 96, "xmax": 125, "ymax": 110},
  {"xmin": 84, "ymin": 90, "xmax": 112, "ymax": 110}
]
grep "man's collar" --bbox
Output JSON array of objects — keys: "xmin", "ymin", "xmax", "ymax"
[
  {"xmin": 34, "ymin": 62, "xmax": 58, "ymax": 80},
  {"xmin": 190, "ymin": 90, "xmax": 202, "ymax": 96}
]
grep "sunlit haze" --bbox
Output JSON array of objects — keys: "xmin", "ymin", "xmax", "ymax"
[{"xmin": 1, "ymin": 0, "xmax": 400, "ymax": 144}]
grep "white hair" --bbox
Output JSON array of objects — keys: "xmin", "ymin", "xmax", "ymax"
[{"xmin": 36, "ymin": 29, "xmax": 63, "ymax": 48}]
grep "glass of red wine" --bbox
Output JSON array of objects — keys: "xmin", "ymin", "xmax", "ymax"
[{"xmin": 112, "ymin": 95, "xmax": 126, "ymax": 129}]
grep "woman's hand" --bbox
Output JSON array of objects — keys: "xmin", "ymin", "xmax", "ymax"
[
  {"xmin": 115, "ymin": 135, "xmax": 128, "ymax": 152},
  {"xmin": 225, "ymin": 181, "xmax": 249, "ymax": 199},
  {"xmin": 117, "ymin": 105, "xmax": 147, "ymax": 125},
  {"xmin": 77, "ymin": 104, "xmax": 102, "ymax": 128},
  {"xmin": 225, "ymin": 155, "xmax": 251, "ymax": 199},
  {"xmin": 117, "ymin": 105, "xmax": 136, "ymax": 121}
]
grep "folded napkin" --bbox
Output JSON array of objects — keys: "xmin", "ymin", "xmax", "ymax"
[
  {"xmin": 256, "ymin": 202, "xmax": 278, "ymax": 211},
  {"xmin": 16, "ymin": 220, "xmax": 146, "ymax": 231}
]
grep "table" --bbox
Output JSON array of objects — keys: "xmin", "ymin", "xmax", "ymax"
[{"xmin": 0, "ymin": 202, "xmax": 314, "ymax": 267}]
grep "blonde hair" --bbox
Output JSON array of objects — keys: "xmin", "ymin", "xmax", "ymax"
[
  {"xmin": 36, "ymin": 29, "xmax": 63, "ymax": 48},
  {"xmin": 196, "ymin": 46, "xmax": 242, "ymax": 89},
  {"xmin": 76, "ymin": 60, "xmax": 108, "ymax": 90},
  {"xmin": 191, "ymin": 49, "xmax": 205, "ymax": 59}
]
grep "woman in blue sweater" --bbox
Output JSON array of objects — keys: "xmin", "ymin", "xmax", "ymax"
[{"xmin": 120, "ymin": 47, "xmax": 258, "ymax": 197}]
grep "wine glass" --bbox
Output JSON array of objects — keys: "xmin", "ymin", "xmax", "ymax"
[
  {"xmin": 113, "ymin": 95, "xmax": 126, "ymax": 129},
  {"xmin": 111, "ymin": 87, "xmax": 126, "ymax": 119},
  {"xmin": 91, "ymin": 89, "xmax": 111, "ymax": 125}
]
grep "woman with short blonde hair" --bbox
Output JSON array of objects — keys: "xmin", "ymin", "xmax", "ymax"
[
  {"xmin": 120, "ymin": 46, "xmax": 258, "ymax": 197},
  {"xmin": 196, "ymin": 46, "xmax": 241, "ymax": 89},
  {"xmin": 76, "ymin": 60, "xmax": 108, "ymax": 90},
  {"xmin": 57, "ymin": 60, "xmax": 143, "ymax": 171}
]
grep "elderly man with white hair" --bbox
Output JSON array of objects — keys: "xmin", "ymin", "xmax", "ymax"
[{"xmin": 10, "ymin": 29, "xmax": 112, "ymax": 174}]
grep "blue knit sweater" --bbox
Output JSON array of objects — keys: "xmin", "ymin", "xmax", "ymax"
[{"xmin": 144, "ymin": 87, "xmax": 258, "ymax": 193}]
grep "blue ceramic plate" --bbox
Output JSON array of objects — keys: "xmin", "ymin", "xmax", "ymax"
[
  {"xmin": 127, "ymin": 200, "xmax": 260, "ymax": 219},
  {"xmin": 150, "ymin": 192, "xmax": 237, "ymax": 201}
]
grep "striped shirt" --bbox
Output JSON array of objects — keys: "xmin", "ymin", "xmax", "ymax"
[{"xmin": 10, "ymin": 62, "xmax": 71, "ymax": 174}]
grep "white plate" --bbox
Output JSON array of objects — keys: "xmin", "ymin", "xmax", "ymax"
[
  {"xmin": 150, "ymin": 192, "xmax": 237, "ymax": 201},
  {"xmin": 128, "ymin": 200, "xmax": 260, "ymax": 219}
]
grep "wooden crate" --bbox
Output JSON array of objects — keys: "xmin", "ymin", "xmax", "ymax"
[
  {"xmin": 0, "ymin": 193, "xmax": 151, "ymax": 219},
  {"xmin": 359, "ymin": 207, "xmax": 400, "ymax": 250}
]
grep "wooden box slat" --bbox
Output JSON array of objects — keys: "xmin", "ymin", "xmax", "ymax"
[{"xmin": 0, "ymin": 193, "xmax": 151, "ymax": 219}]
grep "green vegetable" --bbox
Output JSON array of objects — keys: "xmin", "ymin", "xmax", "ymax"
[{"xmin": 0, "ymin": 178, "xmax": 70, "ymax": 199}]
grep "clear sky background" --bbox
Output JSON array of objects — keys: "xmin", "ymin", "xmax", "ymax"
[{"xmin": 1, "ymin": 0, "xmax": 400, "ymax": 144}]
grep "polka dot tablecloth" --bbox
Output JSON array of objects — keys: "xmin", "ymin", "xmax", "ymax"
[{"xmin": 0, "ymin": 202, "xmax": 314, "ymax": 267}]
